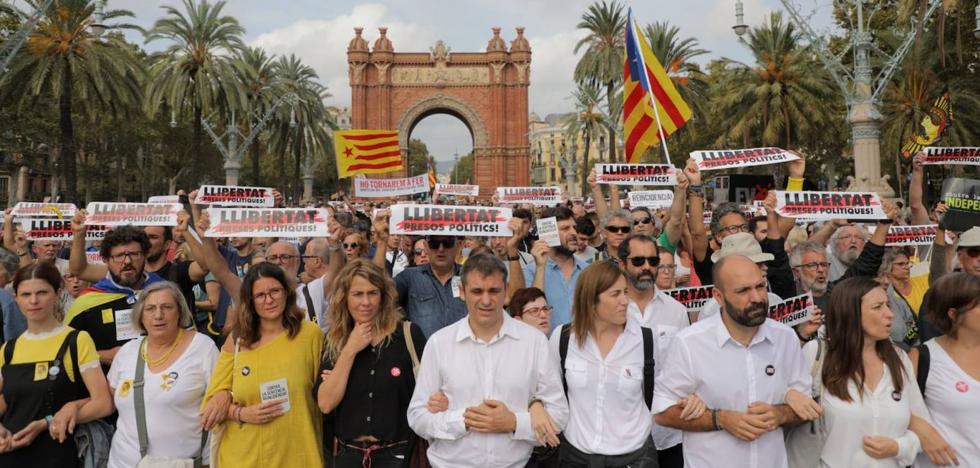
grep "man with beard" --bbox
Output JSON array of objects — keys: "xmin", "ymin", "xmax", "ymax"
[
  {"xmin": 653, "ymin": 256, "xmax": 810, "ymax": 468},
  {"xmin": 620, "ymin": 234, "xmax": 689, "ymax": 468},
  {"xmin": 826, "ymin": 224, "xmax": 869, "ymax": 282},
  {"xmin": 522, "ymin": 206, "xmax": 588, "ymax": 332},
  {"xmin": 65, "ymin": 226, "xmax": 165, "ymax": 370}
]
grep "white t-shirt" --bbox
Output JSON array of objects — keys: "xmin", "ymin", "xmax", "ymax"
[
  {"xmin": 295, "ymin": 276, "xmax": 329, "ymax": 331},
  {"xmin": 916, "ymin": 339, "xmax": 980, "ymax": 468},
  {"xmin": 107, "ymin": 332, "xmax": 219, "ymax": 468}
]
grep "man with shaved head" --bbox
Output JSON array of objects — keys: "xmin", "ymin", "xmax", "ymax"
[{"xmin": 654, "ymin": 256, "xmax": 813, "ymax": 468}]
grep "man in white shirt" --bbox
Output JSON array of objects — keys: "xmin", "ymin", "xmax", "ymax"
[
  {"xmin": 654, "ymin": 255, "xmax": 810, "ymax": 468},
  {"xmin": 408, "ymin": 253, "xmax": 569, "ymax": 468},
  {"xmin": 620, "ymin": 234, "xmax": 690, "ymax": 468}
]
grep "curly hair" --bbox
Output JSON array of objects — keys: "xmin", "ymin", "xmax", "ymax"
[
  {"xmin": 324, "ymin": 259, "xmax": 402, "ymax": 363},
  {"xmin": 100, "ymin": 225, "xmax": 150, "ymax": 260}
]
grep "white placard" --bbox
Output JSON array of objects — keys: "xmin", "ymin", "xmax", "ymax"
[
  {"xmin": 195, "ymin": 185, "xmax": 275, "ymax": 207},
  {"xmin": 689, "ymin": 147, "xmax": 799, "ymax": 171},
  {"xmin": 434, "ymin": 183, "xmax": 480, "ymax": 197},
  {"xmin": 768, "ymin": 292, "xmax": 815, "ymax": 327},
  {"xmin": 11, "ymin": 202, "xmax": 76, "ymax": 219},
  {"xmin": 922, "ymin": 147, "xmax": 980, "ymax": 166},
  {"xmin": 354, "ymin": 175, "xmax": 429, "ymax": 198},
  {"xmin": 204, "ymin": 208, "xmax": 329, "ymax": 238},
  {"xmin": 86, "ymin": 251, "xmax": 104, "ymax": 265},
  {"xmin": 536, "ymin": 217, "xmax": 560, "ymax": 247},
  {"xmin": 84, "ymin": 202, "xmax": 181, "ymax": 226},
  {"xmin": 773, "ymin": 191, "xmax": 887, "ymax": 220},
  {"xmin": 664, "ymin": 285, "xmax": 715, "ymax": 313},
  {"xmin": 147, "ymin": 195, "xmax": 180, "ymax": 204},
  {"xmin": 628, "ymin": 190, "xmax": 674, "ymax": 209},
  {"xmin": 20, "ymin": 218, "xmax": 107, "ymax": 241},
  {"xmin": 885, "ymin": 225, "xmax": 938, "ymax": 247},
  {"xmin": 595, "ymin": 164, "xmax": 677, "ymax": 185},
  {"xmin": 114, "ymin": 309, "xmax": 138, "ymax": 341},
  {"xmin": 496, "ymin": 187, "xmax": 561, "ymax": 206},
  {"xmin": 389, "ymin": 204, "xmax": 512, "ymax": 237},
  {"xmin": 260, "ymin": 378, "xmax": 291, "ymax": 413}
]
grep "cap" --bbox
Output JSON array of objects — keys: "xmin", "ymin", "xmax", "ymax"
[
  {"xmin": 957, "ymin": 226, "xmax": 980, "ymax": 248},
  {"xmin": 711, "ymin": 232, "xmax": 775, "ymax": 263}
]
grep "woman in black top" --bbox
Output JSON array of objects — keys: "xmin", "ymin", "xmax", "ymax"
[{"xmin": 317, "ymin": 259, "xmax": 425, "ymax": 468}]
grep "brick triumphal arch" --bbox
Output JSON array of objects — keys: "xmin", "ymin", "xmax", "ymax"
[{"xmin": 347, "ymin": 27, "xmax": 531, "ymax": 195}]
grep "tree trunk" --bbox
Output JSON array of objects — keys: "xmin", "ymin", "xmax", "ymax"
[
  {"xmin": 606, "ymin": 80, "xmax": 617, "ymax": 163},
  {"xmin": 250, "ymin": 138, "xmax": 261, "ymax": 186},
  {"xmin": 191, "ymin": 104, "xmax": 202, "ymax": 187},
  {"xmin": 60, "ymin": 57, "xmax": 78, "ymax": 205}
]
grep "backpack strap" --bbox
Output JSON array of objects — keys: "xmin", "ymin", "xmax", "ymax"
[
  {"xmin": 3, "ymin": 333, "xmax": 17, "ymax": 364},
  {"xmin": 301, "ymin": 284, "xmax": 317, "ymax": 323},
  {"xmin": 402, "ymin": 320, "xmax": 420, "ymax": 377},
  {"xmin": 641, "ymin": 326, "xmax": 655, "ymax": 410},
  {"xmin": 135, "ymin": 339, "xmax": 149, "ymax": 458},
  {"xmin": 915, "ymin": 343, "xmax": 931, "ymax": 396},
  {"xmin": 558, "ymin": 324, "xmax": 571, "ymax": 397}
]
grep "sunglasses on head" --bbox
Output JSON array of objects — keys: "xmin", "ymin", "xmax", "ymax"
[
  {"xmin": 606, "ymin": 225, "xmax": 631, "ymax": 234},
  {"xmin": 627, "ymin": 256, "xmax": 660, "ymax": 267},
  {"xmin": 634, "ymin": 218, "xmax": 652, "ymax": 226},
  {"xmin": 427, "ymin": 238, "xmax": 456, "ymax": 250}
]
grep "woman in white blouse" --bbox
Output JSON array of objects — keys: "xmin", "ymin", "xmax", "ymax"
[
  {"xmin": 106, "ymin": 281, "xmax": 219, "ymax": 468},
  {"xmin": 910, "ymin": 272, "xmax": 979, "ymax": 467},
  {"xmin": 814, "ymin": 276, "xmax": 927, "ymax": 467},
  {"xmin": 547, "ymin": 260, "xmax": 703, "ymax": 467}
]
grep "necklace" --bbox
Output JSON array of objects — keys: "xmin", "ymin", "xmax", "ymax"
[{"xmin": 142, "ymin": 329, "xmax": 184, "ymax": 367}]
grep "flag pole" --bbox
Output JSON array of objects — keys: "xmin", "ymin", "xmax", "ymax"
[{"xmin": 631, "ymin": 18, "xmax": 673, "ymax": 167}]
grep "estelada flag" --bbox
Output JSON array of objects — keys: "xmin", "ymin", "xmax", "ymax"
[
  {"xmin": 902, "ymin": 91, "xmax": 953, "ymax": 159},
  {"xmin": 622, "ymin": 8, "xmax": 692, "ymax": 163},
  {"xmin": 335, "ymin": 130, "xmax": 403, "ymax": 177}
]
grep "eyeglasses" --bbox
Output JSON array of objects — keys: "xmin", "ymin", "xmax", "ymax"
[
  {"xmin": 253, "ymin": 287, "xmax": 285, "ymax": 303},
  {"xmin": 522, "ymin": 305, "xmax": 553, "ymax": 316},
  {"xmin": 795, "ymin": 262, "xmax": 830, "ymax": 271},
  {"xmin": 413, "ymin": 249, "xmax": 425, "ymax": 255},
  {"xmin": 427, "ymin": 238, "xmax": 456, "ymax": 250},
  {"xmin": 108, "ymin": 251, "xmax": 143, "ymax": 263},
  {"xmin": 628, "ymin": 256, "xmax": 660, "ymax": 267},
  {"xmin": 657, "ymin": 263, "xmax": 676, "ymax": 271},
  {"xmin": 719, "ymin": 224, "xmax": 751, "ymax": 235},
  {"xmin": 342, "ymin": 243, "xmax": 360, "ymax": 250},
  {"xmin": 606, "ymin": 225, "xmax": 631, "ymax": 234},
  {"xmin": 962, "ymin": 247, "xmax": 980, "ymax": 258},
  {"xmin": 633, "ymin": 218, "xmax": 652, "ymax": 226},
  {"xmin": 144, "ymin": 303, "xmax": 178, "ymax": 314},
  {"xmin": 266, "ymin": 254, "xmax": 298, "ymax": 263}
]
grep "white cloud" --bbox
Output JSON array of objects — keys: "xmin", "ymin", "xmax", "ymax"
[{"xmin": 527, "ymin": 29, "xmax": 587, "ymax": 117}]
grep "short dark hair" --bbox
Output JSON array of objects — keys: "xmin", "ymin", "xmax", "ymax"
[
  {"xmin": 630, "ymin": 207, "xmax": 652, "ymax": 218},
  {"xmin": 710, "ymin": 202, "xmax": 746, "ymax": 235},
  {"xmin": 923, "ymin": 272, "xmax": 980, "ymax": 338},
  {"xmin": 542, "ymin": 206, "xmax": 574, "ymax": 222},
  {"xmin": 574, "ymin": 217, "xmax": 595, "ymax": 236},
  {"xmin": 100, "ymin": 226, "xmax": 150, "ymax": 260},
  {"xmin": 512, "ymin": 208, "xmax": 533, "ymax": 222},
  {"xmin": 618, "ymin": 234, "xmax": 657, "ymax": 261},
  {"xmin": 749, "ymin": 215, "xmax": 767, "ymax": 234},
  {"xmin": 460, "ymin": 252, "xmax": 508, "ymax": 286},
  {"xmin": 508, "ymin": 287, "xmax": 546, "ymax": 318}
]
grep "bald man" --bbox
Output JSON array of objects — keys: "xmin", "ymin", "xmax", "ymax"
[{"xmin": 653, "ymin": 256, "xmax": 811, "ymax": 468}]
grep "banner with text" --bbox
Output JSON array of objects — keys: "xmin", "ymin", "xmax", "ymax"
[
  {"xmin": 768, "ymin": 292, "xmax": 815, "ymax": 327},
  {"xmin": 354, "ymin": 174, "xmax": 429, "ymax": 198},
  {"xmin": 434, "ymin": 183, "xmax": 480, "ymax": 197},
  {"xmin": 389, "ymin": 204, "xmax": 512, "ymax": 237},
  {"xmin": 885, "ymin": 225, "xmax": 938, "ymax": 247},
  {"xmin": 628, "ymin": 190, "xmax": 674, "ymax": 209},
  {"xmin": 205, "ymin": 208, "xmax": 329, "ymax": 238},
  {"xmin": 595, "ymin": 164, "xmax": 677, "ymax": 186},
  {"xmin": 195, "ymin": 185, "xmax": 275, "ymax": 207},
  {"xmin": 922, "ymin": 147, "xmax": 980, "ymax": 166},
  {"xmin": 496, "ymin": 187, "xmax": 562, "ymax": 206},
  {"xmin": 665, "ymin": 285, "xmax": 715, "ymax": 313},
  {"xmin": 20, "ymin": 218, "xmax": 108, "ymax": 241},
  {"xmin": 147, "ymin": 195, "xmax": 180, "ymax": 204},
  {"xmin": 939, "ymin": 178, "xmax": 980, "ymax": 232},
  {"xmin": 774, "ymin": 191, "xmax": 887, "ymax": 220},
  {"xmin": 84, "ymin": 203, "xmax": 181, "ymax": 226},
  {"xmin": 689, "ymin": 147, "xmax": 799, "ymax": 171},
  {"xmin": 11, "ymin": 202, "xmax": 76, "ymax": 219}
]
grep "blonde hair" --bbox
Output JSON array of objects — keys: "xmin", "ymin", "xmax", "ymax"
[
  {"xmin": 570, "ymin": 260, "xmax": 626, "ymax": 348},
  {"xmin": 324, "ymin": 259, "xmax": 402, "ymax": 362}
]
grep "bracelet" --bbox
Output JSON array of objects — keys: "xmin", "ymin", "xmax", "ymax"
[
  {"xmin": 44, "ymin": 415, "xmax": 53, "ymax": 427},
  {"xmin": 711, "ymin": 409, "xmax": 720, "ymax": 431},
  {"xmin": 507, "ymin": 255, "xmax": 520, "ymax": 261},
  {"xmin": 234, "ymin": 406, "xmax": 244, "ymax": 426}
]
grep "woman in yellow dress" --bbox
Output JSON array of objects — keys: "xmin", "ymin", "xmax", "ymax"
[{"xmin": 201, "ymin": 262, "xmax": 324, "ymax": 468}]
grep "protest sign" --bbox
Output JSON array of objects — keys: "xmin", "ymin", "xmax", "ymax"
[
  {"xmin": 922, "ymin": 147, "xmax": 980, "ymax": 166},
  {"xmin": 389, "ymin": 204, "xmax": 512, "ymax": 237},
  {"xmin": 595, "ymin": 164, "xmax": 677, "ymax": 186},
  {"xmin": 664, "ymin": 285, "xmax": 715, "ymax": 313},
  {"xmin": 938, "ymin": 178, "xmax": 980, "ymax": 232},
  {"xmin": 434, "ymin": 183, "xmax": 480, "ymax": 197},
  {"xmin": 536, "ymin": 217, "xmax": 560, "ymax": 247},
  {"xmin": 20, "ymin": 218, "xmax": 108, "ymax": 241},
  {"xmin": 195, "ymin": 185, "xmax": 275, "ymax": 207},
  {"xmin": 885, "ymin": 225, "xmax": 938, "ymax": 247},
  {"xmin": 204, "ymin": 208, "xmax": 329, "ymax": 238},
  {"xmin": 354, "ymin": 175, "xmax": 429, "ymax": 198},
  {"xmin": 773, "ymin": 191, "xmax": 887, "ymax": 220},
  {"xmin": 147, "ymin": 195, "xmax": 180, "ymax": 204},
  {"xmin": 768, "ymin": 292, "xmax": 815, "ymax": 327},
  {"xmin": 496, "ymin": 187, "xmax": 562, "ymax": 206},
  {"xmin": 11, "ymin": 202, "xmax": 76, "ymax": 219},
  {"xmin": 86, "ymin": 251, "xmax": 103, "ymax": 265},
  {"xmin": 689, "ymin": 147, "xmax": 799, "ymax": 171},
  {"xmin": 628, "ymin": 190, "xmax": 674, "ymax": 210},
  {"xmin": 84, "ymin": 202, "xmax": 181, "ymax": 226}
]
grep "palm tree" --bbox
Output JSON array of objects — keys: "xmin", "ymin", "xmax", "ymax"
[
  {"xmin": 643, "ymin": 22, "xmax": 709, "ymax": 120},
  {"xmin": 144, "ymin": 0, "xmax": 246, "ymax": 186},
  {"xmin": 233, "ymin": 46, "xmax": 282, "ymax": 185},
  {"xmin": 0, "ymin": 0, "xmax": 143, "ymax": 204},
  {"xmin": 574, "ymin": 0, "xmax": 626, "ymax": 162},
  {"xmin": 713, "ymin": 12, "xmax": 837, "ymax": 148},
  {"xmin": 563, "ymin": 82, "xmax": 607, "ymax": 193}
]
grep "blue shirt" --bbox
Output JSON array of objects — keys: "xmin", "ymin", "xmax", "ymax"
[
  {"xmin": 395, "ymin": 264, "xmax": 467, "ymax": 338},
  {"xmin": 1, "ymin": 287, "xmax": 25, "ymax": 343},
  {"xmin": 522, "ymin": 257, "xmax": 588, "ymax": 333}
]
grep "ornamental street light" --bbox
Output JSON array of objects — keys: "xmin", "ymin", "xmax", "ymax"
[{"xmin": 733, "ymin": 0, "xmax": 944, "ymax": 197}]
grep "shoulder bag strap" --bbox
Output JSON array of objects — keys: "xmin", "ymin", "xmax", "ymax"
[
  {"xmin": 301, "ymin": 285, "xmax": 317, "ymax": 323},
  {"xmin": 403, "ymin": 321, "xmax": 419, "ymax": 377},
  {"xmin": 134, "ymin": 339, "xmax": 149, "ymax": 459},
  {"xmin": 915, "ymin": 343, "xmax": 931, "ymax": 396},
  {"xmin": 3, "ymin": 332, "xmax": 18, "ymax": 363},
  {"xmin": 641, "ymin": 326, "xmax": 655, "ymax": 410},
  {"xmin": 558, "ymin": 324, "xmax": 571, "ymax": 397}
]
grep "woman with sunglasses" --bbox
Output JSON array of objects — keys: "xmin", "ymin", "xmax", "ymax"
[
  {"xmin": 201, "ymin": 262, "xmax": 325, "ymax": 468},
  {"xmin": 342, "ymin": 233, "xmax": 368, "ymax": 263},
  {"xmin": 631, "ymin": 208, "xmax": 656, "ymax": 239},
  {"xmin": 509, "ymin": 287, "xmax": 552, "ymax": 334},
  {"xmin": 0, "ymin": 262, "xmax": 113, "ymax": 467},
  {"xmin": 410, "ymin": 238, "xmax": 429, "ymax": 266}
]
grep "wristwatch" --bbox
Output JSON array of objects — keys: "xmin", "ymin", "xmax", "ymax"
[{"xmin": 688, "ymin": 184, "xmax": 705, "ymax": 198}]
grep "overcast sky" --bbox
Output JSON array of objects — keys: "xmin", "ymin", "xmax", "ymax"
[{"xmin": 33, "ymin": 0, "xmax": 843, "ymax": 166}]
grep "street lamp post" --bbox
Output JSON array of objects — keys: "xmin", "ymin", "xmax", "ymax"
[
  {"xmin": 733, "ymin": 0, "xmax": 944, "ymax": 197},
  {"xmin": 557, "ymin": 137, "xmax": 579, "ymax": 197}
]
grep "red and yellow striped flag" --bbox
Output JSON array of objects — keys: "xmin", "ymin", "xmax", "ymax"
[
  {"xmin": 334, "ymin": 130, "xmax": 403, "ymax": 177},
  {"xmin": 623, "ymin": 9, "xmax": 692, "ymax": 163}
]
